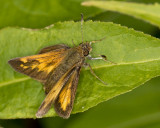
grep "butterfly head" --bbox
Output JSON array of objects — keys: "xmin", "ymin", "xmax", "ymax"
[{"xmin": 80, "ymin": 42, "xmax": 92, "ymax": 57}]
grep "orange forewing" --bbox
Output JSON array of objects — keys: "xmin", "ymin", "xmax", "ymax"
[{"xmin": 8, "ymin": 48, "xmax": 68, "ymax": 83}]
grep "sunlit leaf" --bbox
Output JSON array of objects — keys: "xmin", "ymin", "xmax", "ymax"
[{"xmin": 1, "ymin": 21, "xmax": 160, "ymax": 118}]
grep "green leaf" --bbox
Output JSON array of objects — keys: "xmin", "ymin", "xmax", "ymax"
[
  {"xmin": 1, "ymin": 21, "xmax": 160, "ymax": 119},
  {"xmin": 70, "ymin": 77, "xmax": 160, "ymax": 128},
  {"xmin": 82, "ymin": 1, "xmax": 160, "ymax": 27},
  {"xmin": 0, "ymin": 0, "xmax": 100, "ymax": 28},
  {"xmin": 39, "ymin": 76, "xmax": 160, "ymax": 128}
]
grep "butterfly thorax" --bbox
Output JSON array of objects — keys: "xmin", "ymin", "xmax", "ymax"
[{"xmin": 77, "ymin": 42, "xmax": 92, "ymax": 57}]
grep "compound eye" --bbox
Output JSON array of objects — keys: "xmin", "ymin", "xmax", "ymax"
[{"xmin": 83, "ymin": 50, "xmax": 89, "ymax": 56}]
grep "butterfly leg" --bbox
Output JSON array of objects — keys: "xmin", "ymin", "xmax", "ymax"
[
  {"xmin": 84, "ymin": 63, "xmax": 107, "ymax": 85},
  {"xmin": 87, "ymin": 55, "xmax": 116, "ymax": 64},
  {"xmin": 90, "ymin": 37, "xmax": 106, "ymax": 44},
  {"xmin": 72, "ymin": 39, "xmax": 76, "ymax": 46},
  {"xmin": 87, "ymin": 55, "xmax": 103, "ymax": 60}
]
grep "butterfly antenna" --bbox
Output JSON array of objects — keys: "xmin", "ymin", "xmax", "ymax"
[{"xmin": 81, "ymin": 13, "xmax": 84, "ymax": 43}]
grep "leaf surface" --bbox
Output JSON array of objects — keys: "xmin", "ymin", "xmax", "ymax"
[
  {"xmin": 39, "ymin": 77, "xmax": 160, "ymax": 128},
  {"xmin": 1, "ymin": 21, "xmax": 160, "ymax": 118}
]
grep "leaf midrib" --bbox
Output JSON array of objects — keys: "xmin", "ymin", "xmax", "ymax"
[
  {"xmin": 93, "ymin": 57, "xmax": 160, "ymax": 69},
  {"xmin": 1, "ymin": 58, "xmax": 160, "ymax": 87}
]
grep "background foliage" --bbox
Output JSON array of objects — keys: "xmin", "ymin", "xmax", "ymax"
[{"xmin": 0, "ymin": 0, "xmax": 160, "ymax": 128}]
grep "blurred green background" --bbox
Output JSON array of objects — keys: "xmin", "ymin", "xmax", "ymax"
[{"xmin": 0, "ymin": 0, "xmax": 160, "ymax": 128}]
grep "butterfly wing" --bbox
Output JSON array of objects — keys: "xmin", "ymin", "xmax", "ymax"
[
  {"xmin": 54, "ymin": 66, "xmax": 81, "ymax": 118},
  {"xmin": 39, "ymin": 44, "xmax": 69, "ymax": 54},
  {"xmin": 9, "ymin": 44, "xmax": 83, "ymax": 118},
  {"xmin": 8, "ymin": 45, "xmax": 70, "ymax": 83},
  {"xmin": 36, "ymin": 65, "xmax": 79, "ymax": 118}
]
